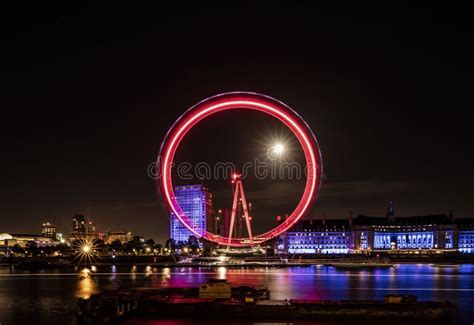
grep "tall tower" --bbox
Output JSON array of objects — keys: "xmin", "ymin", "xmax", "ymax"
[
  {"xmin": 228, "ymin": 171, "xmax": 253, "ymax": 248},
  {"xmin": 72, "ymin": 214, "xmax": 87, "ymax": 234},
  {"xmin": 41, "ymin": 222, "xmax": 57, "ymax": 238},
  {"xmin": 169, "ymin": 184, "xmax": 213, "ymax": 245}
]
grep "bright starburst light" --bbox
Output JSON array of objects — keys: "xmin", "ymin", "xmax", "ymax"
[{"xmin": 73, "ymin": 237, "xmax": 99, "ymax": 266}]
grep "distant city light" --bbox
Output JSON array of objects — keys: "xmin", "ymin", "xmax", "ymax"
[{"xmin": 73, "ymin": 238, "xmax": 99, "ymax": 265}]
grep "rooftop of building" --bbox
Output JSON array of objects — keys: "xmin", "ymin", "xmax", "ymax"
[
  {"xmin": 353, "ymin": 214, "xmax": 454, "ymax": 226},
  {"xmin": 174, "ymin": 184, "xmax": 208, "ymax": 191},
  {"xmin": 105, "ymin": 231, "xmax": 132, "ymax": 235},
  {"xmin": 5, "ymin": 233, "xmax": 58, "ymax": 240},
  {"xmin": 288, "ymin": 214, "xmax": 474, "ymax": 232},
  {"xmin": 290, "ymin": 218, "xmax": 351, "ymax": 231}
]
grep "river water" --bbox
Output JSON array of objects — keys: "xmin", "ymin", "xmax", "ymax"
[{"xmin": 0, "ymin": 263, "xmax": 473, "ymax": 324}]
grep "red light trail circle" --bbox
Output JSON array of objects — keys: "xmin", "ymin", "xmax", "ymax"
[{"xmin": 157, "ymin": 92, "xmax": 323, "ymax": 247}]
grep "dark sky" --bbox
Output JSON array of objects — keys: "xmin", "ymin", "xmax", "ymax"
[{"xmin": 2, "ymin": 3, "xmax": 473, "ymax": 243}]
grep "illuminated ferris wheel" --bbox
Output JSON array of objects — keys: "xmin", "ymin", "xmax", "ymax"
[{"xmin": 157, "ymin": 92, "xmax": 323, "ymax": 247}]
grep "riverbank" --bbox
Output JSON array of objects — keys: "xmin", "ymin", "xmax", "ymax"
[{"xmin": 3, "ymin": 252, "xmax": 474, "ymax": 269}]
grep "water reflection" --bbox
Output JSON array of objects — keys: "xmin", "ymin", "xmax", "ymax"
[
  {"xmin": 145, "ymin": 266, "xmax": 153, "ymax": 277},
  {"xmin": 131, "ymin": 265, "xmax": 137, "ymax": 283},
  {"xmin": 1, "ymin": 264, "xmax": 473, "ymax": 324},
  {"xmin": 110, "ymin": 265, "xmax": 117, "ymax": 281},
  {"xmin": 75, "ymin": 268, "xmax": 97, "ymax": 299},
  {"xmin": 217, "ymin": 266, "xmax": 227, "ymax": 280},
  {"xmin": 161, "ymin": 267, "xmax": 171, "ymax": 287}
]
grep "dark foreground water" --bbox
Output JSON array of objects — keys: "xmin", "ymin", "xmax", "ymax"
[{"xmin": 0, "ymin": 263, "xmax": 473, "ymax": 324}]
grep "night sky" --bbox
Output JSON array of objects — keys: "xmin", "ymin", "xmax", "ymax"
[{"xmin": 2, "ymin": 4, "xmax": 473, "ymax": 243}]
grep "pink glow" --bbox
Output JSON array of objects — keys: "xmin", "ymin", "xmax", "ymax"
[{"xmin": 157, "ymin": 92, "xmax": 322, "ymax": 247}]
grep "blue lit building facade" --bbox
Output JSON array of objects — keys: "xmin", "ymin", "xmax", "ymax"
[
  {"xmin": 457, "ymin": 218, "xmax": 474, "ymax": 253},
  {"xmin": 280, "ymin": 219, "xmax": 353, "ymax": 254},
  {"xmin": 280, "ymin": 212, "xmax": 474, "ymax": 254},
  {"xmin": 353, "ymin": 215, "xmax": 456, "ymax": 250},
  {"xmin": 170, "ymin": 185, "xmax": 213, "ymax": 245}
]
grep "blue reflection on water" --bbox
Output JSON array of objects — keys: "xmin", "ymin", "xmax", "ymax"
[{"xmin": 0, "ymin": 263, "xmax": 473, "ymax": 324}]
